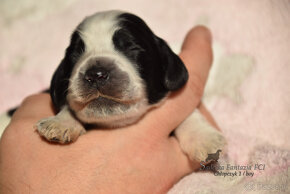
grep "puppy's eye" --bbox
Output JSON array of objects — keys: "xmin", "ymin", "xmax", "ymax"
[
  {"xmin": 121, "ymin": 39, "xmax": 142, "ymax": 51},
  {"xmin": 122, "ymin": 40, "xmax": 133, "ymax": 48},
  {"xmin": 113, "ymin": 29, "xmax": 144, "ymax": 52},
  {"xmin": 128, "ymin": 45, "xmax": 143, "ymax": 52}
]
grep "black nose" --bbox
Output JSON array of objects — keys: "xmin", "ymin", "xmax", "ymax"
[{"xmin": 84, "ymin": 68, "xmax": 109, "ymax": 85}]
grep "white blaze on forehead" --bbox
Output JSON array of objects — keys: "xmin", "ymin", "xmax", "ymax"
[{"xmin": 77, "ymin": 10, "xmax": 123, "ymax": 53}]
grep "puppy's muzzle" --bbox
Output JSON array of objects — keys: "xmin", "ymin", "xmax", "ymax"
[
  {"xmin": 82, "ymin": 57, "xmax": 114, "ymax": 87},
  {"xmin": 75, "ymin": 56, "xmax": 131, "ymax": 107}
]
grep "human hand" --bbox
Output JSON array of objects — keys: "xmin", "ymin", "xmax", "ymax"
[{"xmin": 0, "ymin": 26, "xmax": 214, "ymax": 194}]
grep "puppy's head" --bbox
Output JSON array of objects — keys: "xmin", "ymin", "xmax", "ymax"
[{"xmin": 51, "ymin": 10, "xmax": 188, "ymax": 127}]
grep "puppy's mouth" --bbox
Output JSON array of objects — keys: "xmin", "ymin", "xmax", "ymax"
[{"xmin": 68, "ymin": 92, "xmax": 140, "ymax": 112}]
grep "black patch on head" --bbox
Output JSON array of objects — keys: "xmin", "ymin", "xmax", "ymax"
[
  {"xmin": 114, "ymin": 13, "xmax": 188, "ymax": 104},
  {"xmin": 50, "ymin": 30, "xmax": 85, "ymax": 111}
]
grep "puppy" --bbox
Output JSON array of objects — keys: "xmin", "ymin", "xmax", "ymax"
[{"xmin": 35, "ymin": 10, "xmax": 225, "ymax": 162}]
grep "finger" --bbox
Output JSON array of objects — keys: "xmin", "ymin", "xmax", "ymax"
[
  {"xmin": 180, "ymin": 26, "xmax": 213, "ymax": 87},
  {"xmin": 137, "ymin": 26, "xmax": 213, "ymax": 137},
  {"xmin": 11, "ymin": 93, "xmax": 55, "ymax": 123}
]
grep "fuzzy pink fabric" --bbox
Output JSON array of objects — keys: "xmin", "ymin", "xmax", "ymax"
[{"xmin": 1, "ymin": 0, "xmax": 289, "ymax": 193}]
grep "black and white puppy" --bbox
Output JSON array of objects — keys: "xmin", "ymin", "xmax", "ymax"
[{"xmin": 35, "ymin": 10, "xmax": 225, "ymax": 161}]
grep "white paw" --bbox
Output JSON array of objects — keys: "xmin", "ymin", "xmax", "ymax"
[
  {"xmin": 35, "ymin": 116, "xmax": 86, "ymax": 144},
  {"xmin": 180, "ymin": 129, "xmax": 226, "ymax": 162},
  {"xmin": 175, "ymin": 109, "xmax": 227, "ymax": 162}
]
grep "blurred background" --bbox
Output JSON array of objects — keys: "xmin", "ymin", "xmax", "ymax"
[{"xmin": 0, "ymin": 0, "xmax": 289, "ymax": 193}]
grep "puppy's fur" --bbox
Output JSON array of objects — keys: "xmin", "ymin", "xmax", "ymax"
[{"xmin": 35, "ymin": 10, "xmax": 225, "ymax": 161}]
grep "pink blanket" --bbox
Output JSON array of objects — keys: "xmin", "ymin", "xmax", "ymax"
[{"xmin": 1, "ymin": 0, "xmax": 289, "ymax": 193}]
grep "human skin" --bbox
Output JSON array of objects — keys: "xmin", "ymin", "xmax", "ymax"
[{"xmin": 0, "ymin": 26, "xmax": 216, "ymax": 194}]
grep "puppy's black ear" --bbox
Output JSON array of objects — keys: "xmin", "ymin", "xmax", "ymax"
[
  {"xmin": 155, "ymin": 37, "xmax": 188, "ymax": 91},
  {"xmin": 50, "ymin": 31, "xmax": 85, "ymax": 111}
]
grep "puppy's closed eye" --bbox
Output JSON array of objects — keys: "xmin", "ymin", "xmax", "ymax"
[{"xmin": 113, "ymin": 29, "xmax": 145, "ymax": 62}]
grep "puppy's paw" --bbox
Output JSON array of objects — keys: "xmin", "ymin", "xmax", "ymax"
[
  {"xmin": 35, "ymin": 117, "xmax": 86, "ymax": 144},
  {"xmin": 180, "ymin": 130, "xmax": 226, "ymax": 162}
]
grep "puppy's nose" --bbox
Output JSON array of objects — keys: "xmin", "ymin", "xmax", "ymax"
[{"xmin": 84, "ymin": 68, "xmax": 109, "ymax": 84}]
